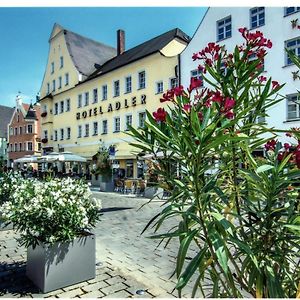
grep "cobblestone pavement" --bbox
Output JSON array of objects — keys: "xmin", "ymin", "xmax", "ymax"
[{"xmin": 0, "ymin": 191, "xmax": 200, "ymax": 298}]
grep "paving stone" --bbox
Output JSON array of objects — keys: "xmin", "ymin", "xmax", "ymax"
[
  {"xmin": 104, "ymin": 276, "xmax": 125, "ymax": 285},
  {"xmin": 56, "ymin": 288, "xmax": 84, "ymax": 298},
  {"xmin": 82, "ymin": 281, "xmax": 108, "ymax": 293},
  {"xmin": 100, "ymin": 283, "xmax": 129, "ymax": 295},
  {"xmin": 62, "ymin": 281, "xmax": 88, "ymax": 291},
  {"xmin": 79, "ymin": 290, "xmax": 105, "ymax": 298},
  {"xmin": 102, "ymin": 290, "xmax": 132, "ymax": 298}
]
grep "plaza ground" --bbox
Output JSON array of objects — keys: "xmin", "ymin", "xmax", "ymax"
[{"xmin": 0, "ymin": 191, "xmax": 199, "ymax": 298}]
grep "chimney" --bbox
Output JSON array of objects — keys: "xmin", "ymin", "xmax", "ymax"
[{"xmin": 117, "ymin": 29, "xmax": 125, "ymax": 55}]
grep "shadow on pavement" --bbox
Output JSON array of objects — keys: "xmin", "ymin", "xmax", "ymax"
[
  {"xmin": 100, "ymin": 207, "xmax": 134, "ymax": 213},
  {"xmin": 0, "ymin": 261, "xmax": 40, "ymax": 296}
]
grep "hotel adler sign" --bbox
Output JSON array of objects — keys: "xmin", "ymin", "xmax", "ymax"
[{"xmin": 76, "ymin": 94, "xmax": 146, "ymax": 120}]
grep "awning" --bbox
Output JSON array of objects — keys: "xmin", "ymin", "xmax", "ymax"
[{"xmin": 14, "ymin": 155, "xmax": 41, "ymax": 163}]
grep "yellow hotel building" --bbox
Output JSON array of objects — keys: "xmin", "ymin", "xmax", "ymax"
[{"xmin": 39, "ymin": 23, "xmax": 190, "ymax": 178}]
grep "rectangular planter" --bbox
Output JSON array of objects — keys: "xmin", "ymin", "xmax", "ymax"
[
  {"xmin": 0, "ymin": 214, "xmax": 13, "ymax": 231},
  {"xmin": 99, "ymin": 181, "xmax": 114, "ymax": 192},
  {"xmin": 26, "ymin": 232, "xmax": 95, "ymax": 293}
]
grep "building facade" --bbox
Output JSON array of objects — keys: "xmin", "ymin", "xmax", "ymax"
[
  {"xmin": 0, "ymin": 105, "xmax": 14, "ymax": 166},
  {"xmin": 7, "ymin": 96, "xmax": 41, "ymax": 167},
  {"xmin": 39, "ymin": 24, "xmax": 189, "ymax": 178},
  {"xmin": 181, "ymin": 7, "xmax": 300, "ymax": 143}
]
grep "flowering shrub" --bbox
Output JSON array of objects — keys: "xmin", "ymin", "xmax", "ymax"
[
  {"xmin": 129, "ymin": 28, "xmax": 300, "ymax": 298},
  {"xmin": 0, "ymin": 171, "xmax": 23, "ymax": 205},
  {"xmin": 0, "ymin": 177, "xmax": 101, "ymax": 248}
]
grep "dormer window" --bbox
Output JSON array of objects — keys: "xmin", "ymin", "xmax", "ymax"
[{"xmin": 51, "ymin": 62, "xmax": 54, "ymax": 74}]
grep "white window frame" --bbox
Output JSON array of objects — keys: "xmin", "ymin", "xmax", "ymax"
[
  {"xmin": 125, "ymin": 76, "xmax": 132, "ymax": 93},
  {"xmin": 287, "ymin": 93, "xmax": 300, "ymax": 120},
  {"xmin": 170, "ymin": 77, "xmax": 178, "ymax": 89},
  {"xmin": 52, "ymin": 79, "xmax": 56, "ymax": 92},
  {"xmin": 27, "ymin": 124, "xmax": 33, "ymax": 134},
  {"xmin": 217, "ymin": 15, "xmax": 232, "ymax": 41},
  {"xmin": 66, "ymin": 98, "xmax": 70, "ymax": 112},
  {"xmin": 51, "ymin": 62, "xmax": 54, "ymax": 74},
  {"xmin": 113, "ymin": 80, "xmax": 120, "ymax": 97},
  {"xmin": 138, "ymin": 71, "xmax": 146, "ymax": 89},
  {"xmin": 27, "ymin": 141, "xmax": 33, "ymax": 151},
  {"xmin": 47, "ymin": 83, "xmax": 50, "ymax": 94},
  {"xmin": 284, "ymin": 7, "xmax": 300, "ymax": 16},
  {"xmin": 125, "ymin": 114, "xmax": 133, "ymax": 131},
  {"xmin": 138, "ymin": 111, "xmax": 146, "ymax": 128},
  {"xmin": 60, "ymin": 128, "xmax": 64, "ymax": 140},
  {"xmin": 84, "ymin": 92, "xmax": 89, "ymax": 106},
  {"xmin": 67, "ymin": 127, "xmax": 71, "ymax": 139},
  {"xmin": 156, "ymin": 81, "xmax": 164, "ymax": 94},
  {"xmin": 65, "ymin": 73, "xmax": 69, "ymax": 86},
  {"xmin": 285, "ymin": 37, "xmax": 300, "ymax": 66},
  {"xmin": 93, "ymin": 122, "xmax": 98, "ymax": 135},
  {"xmin": 102, "ymin": 85, "xmax": 107, "ymax": 100},
  {"xmin": 78, "ymin": 125, "xmax": 82, "ymax": 138},
  {"xmin": 78, "ymin": 94, "xmax": 82, "ymax": 108},
  {"xmin": 85, "ymin": 124, "xmax": 89, "ymax": 137},
  {"xmin": 60, "ymin": 56, "xmax": 64, "ymax": 68},
  {"xmin": 54, "ymin": 130, "xmax": 58, "ymax": 141},
  {"xmin": 54, "ymin": 103, "xmax": 58, "ymax": 115},
  {"xmin": 102, "ymin": 120, "xmax": 108, "ymax": 134},
  {"xmin": 58, "ymin": 76, "xmax": 62, "ymax": 89},
  {"xmin": 250, "ymin": 7, "xmax": 265, "ymax": 29},
  {"xmin": 93, "ymin": 88, "xmax": 98, "ymax": 104},
  {"xmin": 60, "ymin": 101, "xmax": 64, "ymax": 114},
  {"xmin": 114, "ymin": 117, "xmax": 121, "ymax": 133}
]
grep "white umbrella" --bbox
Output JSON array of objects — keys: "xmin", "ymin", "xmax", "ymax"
[
  {"xmin": 142, "ymin": 151, "xmax": 179, "ymax": 160},
  {"xmin": 57, "ymin": 152, "xmax": 87, "ymax": 163},
  {"xmin": 14, "ymin": 155, "xmax": 41, "ymax": 163}
]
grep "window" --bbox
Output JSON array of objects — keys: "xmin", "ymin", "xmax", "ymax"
[
  {"xmin": 138, "ymin": 71, "xmax": 146, "ymax": 89},
  {"xmin": 65, "ymin": 73, "xmax": 69, "ymax": 86},
  {"xmin": 102, "ymin": 85, "xmax": 107, "ymax": 100},
  {"xmin": 60, "ymin": 56, "xmax": 64, "ymax": 68},
  {"xmin": 126, "ymin": 159, "xmax": 134, "ymax": 178},
  {"xmin": 114, "ymin": 117, "xmax": 120, "ymax": 132},
  {"xmin": 170, "ymin": 77, "xmax": 178, "ymax": 89},
  {"xmin": 78, "ymin": 125, "xmax": 82, "ymax": 138},
  {"xmin": 19, "ymin": 126, "xmax": 22, "ymax": 135},
  {"xmin": 93, "ymin": 122, "xmax": 98, "ymax": 135},
  {"xmin": 14, "ymin": 143, "xmax": 18, "ymax": 152},
  {"xmin": 93, "ymin": 88, "xmax": 98, "ymax": 104},
  {"xmin": 54, "ymin": 130, "xmax": 58, "ymax": 141},
  {"xmin": 51, "ymin": 62, "xmax": 54, "ymax": 74},
  {"xmin": 27, "ymin": 124, "xmax": 33, "ymax": 133},
  {"xmin": 17, "ymin": 114, "xmax": 20, "ymax": 122},
  {"xmin": 66, "ymin": 99, "xmax": 70, "ymax": 112},
  {"xmin": 52, "ymin": 79, "xmax": 56, "ymax": 92},
  {"xmin": 44, "ymin": 130, "xmax": 48, "ymax": 139},
  {"xmin": 284, "ymin": 7, "xmax": 300, "ymax": 16},
  {"xmin": 85, "ymin": 124, "xmax": 89, "ymax": 137},
  {"xmin": 10, "ymin": 144, "xmax": 12, "ymax": 152},
  {"xmin": 58, "ymin": 76, "xmax": 62, "ymax": 89},
  {"xmin": 191, "ymin": 69, "xmax": 204, "ymax": 87},
  {"xmin": 217, "ymin": 16, "xmax": 232, "ymax": 41},
  {"xmin": 287, "ymin": 94, "xmax": 300, "ymax": 120},
  {"xmin": 125, "ymin": 114, "xmax": 132, "ymax": 130},
  {"xmin": 47, "ymin": 83, "xmax": 50, "ymax": 94},
  {"xmin": 250, "ymin": 7, "xmax": 265, "ymax": 29},
  {"xmin": 102, "ymin": 120, "xmax": 108, "ymax": 134},
  {"xmin": 125, "ymin": 76, "xmax": 132, "ymax": 93},
  {"xmin": 27, "ymin": 142, "xmax": 33, "ymax": 151},
  {"xmin": 156, "ymin": 81, "xmax": 164, "ymax": 94},
  {"xmin": 67, "ymin": 127, "xmax": 71, "ymax": 139},
  {"xmin": 60, "ymin": 128, "xmax": 64, "ymax": 140},
  {"xmin": 78, "ymin": 94, "xmax": 82, "ymax": 108},
  {"xmin": 19, "ymin": 143, "xmax": 22, "ymax": 151},
  {"xmin": 54, "ymin": 103, "xmax": 59, "ymax": 115},
  {"xmin": 84, "ymin": 92, "xmax": 89, "ymax": 106},
  {"xmin": 138, "ymin": 112, "xmax": 146, "ymax": 128},
  {"xmin": 38, "ymin": 143, "xmax": 41, "ymax": 151},
  {"xmin": 14, "ymin": 127, "xmax": 18, "ymax": 135},
  {"xmin": 285, "ymin": 37, "xmax": 300, "ymax": 65},
  {"xmin": 10, "ymin": 127, "xmax": 13, "ymax": 136},
  {"xmin": 60, "ymin": 101, "xmax": 64, "ymax": 114},
  {"xmin": 114, "ymin": 80, "xmax": 120, "ymax": 97}
]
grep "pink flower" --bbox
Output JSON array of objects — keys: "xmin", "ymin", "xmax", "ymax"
[
  {"xmin": 272, "ymin": 81, "xmax": 280, "ymax": 90},
  {"xmin": 284, "ymin": 143, "xmax": 291, "ymax": 150},
  {"xmin": 198, "ymin": 112, "xmax": 203, "ymax": 121},
  {"xmin": 192, "ymin": 52, "xmax": 201, "ymax": 61},
  {"xmin": 258, "ymin": 76, "xmax": 267, "ymax": 83},
  {"xmin": 265, "ymin": 139, "xmax": 277, "ymax": 151},
  {"xmin": 286, "ymin": 132, "xmax": 292, "ymax": 137},
  {"xmin": 183, "ymin": 104, "xmax": 192, "ymax": 112},
  {"xmin": 153, "ymin": 108, "xmax": 167, "ymax": 122},
  {"xmin": 224, "ymin": 97, "xmax": 235, "ymax": 111},
  {"xmin": 188, "ymin": 77, "xmax": 203, "ymax": 93},
  {"xmin": 211, "ymin": 91, "xmax": 223, "ymax": 103},
  {"xmin": 224, "ymin": 111, "xmax": 235, "ymax": 119}
]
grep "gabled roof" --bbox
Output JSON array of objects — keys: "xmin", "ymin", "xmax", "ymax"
[
  {"xmin": 25, "ymin": 104, "xmax": 38, "ymax": 120},
  {"xmin": 88, "ymin": 28, "xmax": 190, "ymax": 80},
  {"xmin": 63, "ymin": 27, "xmax": 117, "ymax": 76},
  {"xmin": 0, "ymin": 105, "xmax": 14, "ymax": 138}
]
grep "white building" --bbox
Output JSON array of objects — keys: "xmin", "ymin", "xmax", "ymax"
[{"xmin": 181, "ymin": 7, "xmax": 300, "ymax": 142}]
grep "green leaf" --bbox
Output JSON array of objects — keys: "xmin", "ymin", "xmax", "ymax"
[
  {"xmin": 176, "ymin": 246, "xmax": 208, "ymax": 291},
  {"xmin": 283, "ymin": 224, "xmax": 300, "ymax": 232},
  {"xmin": 176, "ymin": 229, "xmax": 198, "ymax": 278},
  {"xmin": 209, "ymin": 231, "xmax": 228, "ymax": 273},
  {"xmin": 210, "ymin": 212, "xmax": 235, "ymax": 236},
  {"xmin": 256, "ymin": 164, "xmax": 274, "ymax": 173}
]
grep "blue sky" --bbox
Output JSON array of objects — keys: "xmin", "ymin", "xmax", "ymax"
[{"xmin": 0, "ymin": 7, "xmax": 207, "ymax": 108}]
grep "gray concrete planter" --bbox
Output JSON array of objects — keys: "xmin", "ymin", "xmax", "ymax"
[
  {"xmin": 99, "ymin": 181, "xmax": 114, "ymax": 192},
  {"xmin": 144, "ymin": 186, "xmax": 164, "ymax": 199},
  {"xmin": 26, "ymin": 232, "xmax": 95, "ymax": 293},
  {"xmin": 0, "ymin": 213, "xmax": 13, "ymax": 231}
]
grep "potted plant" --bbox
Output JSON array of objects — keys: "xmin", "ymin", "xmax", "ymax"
[
  {"xmin": 144, "ymin": 160, "xmax": 163, "ymax": 198},
  {"xmin": 92, "ymin": 146, "xmax": 114, "ymax": 192},
  {"xmin": 0, "ymin": 171, "xmax": 22, "ymax": 230},
  {"xmin": 0, "ymin": 177, "xmax": 101, "ymax": 293}
]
